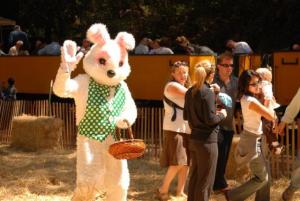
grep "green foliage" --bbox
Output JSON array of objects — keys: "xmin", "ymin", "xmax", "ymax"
[{"xmin": 13, "ymin": 0, "xmax": 300, "ymax": 52}]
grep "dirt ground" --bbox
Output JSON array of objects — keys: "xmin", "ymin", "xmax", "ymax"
[{"xmin": 0, "ymin": 145, "xmax": 299, "ymax": 201}]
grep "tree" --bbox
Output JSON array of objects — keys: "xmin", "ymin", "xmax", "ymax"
[{"xmin": 6, "ymin": 0, "xmax": 300, "ymax": 53}]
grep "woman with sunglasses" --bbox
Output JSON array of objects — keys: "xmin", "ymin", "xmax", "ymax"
[
  {"xmin": 225, "ymin": 69, "xmax": 276, "ymax": 201},
  {"xmin": 157, "ymin": 61, "xmax": 191, "ymax": 200}
]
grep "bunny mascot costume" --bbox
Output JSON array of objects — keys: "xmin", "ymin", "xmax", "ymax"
[{"xmin": 53, "ymin": 23, "xmax": 137, "ymax": 201}]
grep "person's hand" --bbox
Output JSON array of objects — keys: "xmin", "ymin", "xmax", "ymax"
[
  {"xmin": 60, "ymin": 40, "xmax": 84, "ymax": 72},
  {"xmin": 276, "ymin": 121, "xmax": 287, "ymax": 136},
  {"xmin": 210, "ymin": 83, "xmax": 220, "ymax": 94},
  {"xmin": 217, "ymin": 108, "xmax": 227, "ymax": 118}
]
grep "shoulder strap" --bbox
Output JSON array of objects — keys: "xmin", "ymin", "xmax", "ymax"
[{"xmin": 163, "ymin": 95, "xmax": 183, "ymax": 121}]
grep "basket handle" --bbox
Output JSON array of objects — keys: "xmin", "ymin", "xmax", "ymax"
[{"xmin": 116, "ymin": 119, "xmax": 134, "ymax": 140}]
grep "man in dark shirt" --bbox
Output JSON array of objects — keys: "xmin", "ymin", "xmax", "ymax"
[
  {"xmin": 212, "ymin": 52, "xmax": 238, "ymax": 192},
  {"xmin": 8, "ymin": 25, "xmax": 30, "ymax": 50}
]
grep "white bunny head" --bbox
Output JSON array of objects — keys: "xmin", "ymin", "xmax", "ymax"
[{"xmin": 83, "ymin": 23, "xmax": 135, "ymax": 86}]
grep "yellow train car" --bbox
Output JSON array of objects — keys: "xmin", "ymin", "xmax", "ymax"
[
  {"xmin": 0, "ymin": 55, "xmax": 215, "ymax": 100},
  {"xmin": 1, "ymin": 53, "xmax": 299, "ymax": 104},
  {"xmin": 273, "ymin": 51, "xmax": 300, "ymax": 105},
  {"xmin": 238, "ymin": 54, "xmax": 262, "ymax": 75}
]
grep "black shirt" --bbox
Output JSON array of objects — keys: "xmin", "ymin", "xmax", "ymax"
[
  {"xmin": 184, "ymin": 82, "xmax": 225, "ymax": 143},
  {"xmin": 213, "ymin": 73, "xmax": 238, "ymax": 131}
]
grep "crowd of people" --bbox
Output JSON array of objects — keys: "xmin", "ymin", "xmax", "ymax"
[
  {"xmin": 0, "ymin": 25, "xmax": 91, "ymax": 56},
  {"xmin": 158, "ymin": 52, "xmax": 300, "ymax": 201},
  {"xmin": 2, "ymin": 24, "xmax": 300, "ymax": 57},
  {"xmin": 134, "ymin": 36, "xmax": 218, "ymax": 55},
  {"xmin": 0, "ymin": 24, "xmax": 258, "ymax": 57}
]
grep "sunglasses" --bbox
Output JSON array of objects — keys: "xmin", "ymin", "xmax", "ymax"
[
  {"xmin": 219, "ymin": 63, "xmax": 234, "ymax": 68},
  {"xmin": 249, "ymin": 81, "xmax": 261, "ymax": 87},
  {"xmin": 173, "ymin": 61, "xmax": 189, "ymax": 67}
]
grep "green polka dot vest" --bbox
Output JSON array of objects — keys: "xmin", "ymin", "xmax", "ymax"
[{"xmin": 78, "ymin": 78, "xmax": 126, "ymax": 142}]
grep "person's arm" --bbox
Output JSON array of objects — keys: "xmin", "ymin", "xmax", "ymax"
[
  {"xmin": 202, "ymin": 89, "xmax": 226, "ymax": 125},
  {"xmin": 278, "ymin": 88, "xmax": 300, "ymax": 134},
  {"xmin": 282, "ymin": 88, "xmax": 300, "ymax": 124},
  {"xmin": 8, "ymin": 33, "xmax": 13, "ymax": 47},
  {"xmin": 165, "ymin": 82, "xmax": 187, "ymax": 108},
  {"xmin": 249, "ymin": 97, "xmax": 276, "ymax": 121},
  {"xmin": 8, "ymin": 47, "xmax": 17, "ymax": 56},
  {"xmin": 53, "ymin": 41, "xmax": 83, "ymax": 98},
  {"xmin": 183, "ymin": 91, "xmax": 189, "ymax": 121}
]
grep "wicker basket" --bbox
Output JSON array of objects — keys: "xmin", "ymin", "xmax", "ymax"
[{"xmin": 109, "ymin": 120, "xmax": 146, "ymax": 160}]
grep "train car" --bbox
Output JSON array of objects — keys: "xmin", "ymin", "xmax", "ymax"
[
  {"xmin": 0, "ymin": 53, "xmax": 299, "ymax": 105},
  {"xmin": 0, "ymin": 55, "xmax": 215, "ymax": 100}
]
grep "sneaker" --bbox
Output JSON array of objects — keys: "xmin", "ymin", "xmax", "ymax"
[
  {"xmin": 282, "ymin": 185, "xmax": 296, "ymax": 201},
  {"xmin": 175, "ymin": 193, "xmax": 187, "ymax": 200}
]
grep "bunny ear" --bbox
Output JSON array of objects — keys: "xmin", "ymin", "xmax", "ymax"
[
  {"xmin": 86, "ymin": 23, "xmax": 110, "ymax": 45},
  {"xmin": 115, "ymin": 32, "xmax": 135, "ymax": 50}
]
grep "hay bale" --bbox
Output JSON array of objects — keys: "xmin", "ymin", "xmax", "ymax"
[
  {"xmin": 226, "ymin": 135, "xmax": 251, "ymax": 183},
  {"xmin": 10, "ymin": 114, "xmax": 63, "ymax": 151}
]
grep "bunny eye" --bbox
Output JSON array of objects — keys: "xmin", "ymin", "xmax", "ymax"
[
  {"xmin": 119, "ymin": 61, "xmax": 124, "ymax": 67},
  {"xmin": 99, "ymin": 58, "xmax": 106, "ymax": 65}
]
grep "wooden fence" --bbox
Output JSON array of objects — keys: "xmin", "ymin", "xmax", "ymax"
[
  {"xmin": 0, "ymin": 100, "xmax": 163, "ymax": 152},
  {"xmin": 0, "ymin": 100, "xmax": 77, "ymax": 147},
  {"xmin": 0, "ymin": 99, "xmax": 299, "ymax": 178}
]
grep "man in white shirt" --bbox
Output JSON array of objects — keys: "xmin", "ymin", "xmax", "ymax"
[
  {"xmin": 134, "ymin": 37, "xmax": 151, "ymax": 54},
  {"xmin": 8, "ymin": 40, "xmax": 29, "ymax": 56},
  {"xmin": 226, "ymin": 39, "xmax": 253, "ymax": 54},
  {"xmin": 149, "ymin": 38, "xmax": 174, "ymax": 55},
  {"xmin": 277, "ymin": 88, "xmax": 300, "ymax": 201}
]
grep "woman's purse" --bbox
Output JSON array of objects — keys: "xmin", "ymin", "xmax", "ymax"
[{"xmin": 108, "ymin": 120, "xmax": 146, "ymax": 160}]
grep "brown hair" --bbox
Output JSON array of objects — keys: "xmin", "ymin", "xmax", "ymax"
[
  {"xmin": 176, "ymin": 36, "xmax": 189, "ymax": 46},
  {"xmin": 169, "ymin": 61, "xmax": 191, "ymax": 88},
  {"xmin": 217, "ymin": 51, "xmax": 233, "ymax": 64}
]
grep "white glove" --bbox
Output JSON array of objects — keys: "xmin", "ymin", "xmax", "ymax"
[
  {"xmin": 60, "ymin": 40, "xmax": 84, "ymax": 73},
  {"xmin": 116, "ymin": 118, "xmax": 130, "ymax": 129}
]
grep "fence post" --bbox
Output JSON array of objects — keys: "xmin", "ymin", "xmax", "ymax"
[
  {"xmin": 48, "ymin": 80, "xmax": 53, "ymax": 116},
  {"xmin": 297, "ymin": 118, "xmax": 300, "ymax": 160}
]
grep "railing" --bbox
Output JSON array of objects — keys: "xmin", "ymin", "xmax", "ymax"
[
  {"xmin": 270, "ymin": 121, "xmax": 300, "ymax": 178},
  {"xmin": 0, "ymin": 99, "xmax": 299, "ymax": 178}
]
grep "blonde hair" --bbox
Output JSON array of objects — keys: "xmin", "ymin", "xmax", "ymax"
[
  {"xmin": 194, "ymin": 60, "xmax": 215, "ymax": 78},
  {"xmin": 256, "ymin": 67, "xmax": 272, "ymax": 82},
  {"xmin": 192, "ymin": 60, "xmax": 215, "ymax": 96}
]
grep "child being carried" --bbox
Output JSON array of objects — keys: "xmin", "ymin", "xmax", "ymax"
[{"xmin": 256, "ymin": 67, "xmax": 283, "ymax": 155}]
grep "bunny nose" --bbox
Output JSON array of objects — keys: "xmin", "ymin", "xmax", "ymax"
[{"xmin": 107, "ymin": 70, "xmax": 116, "ymax": 78}]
